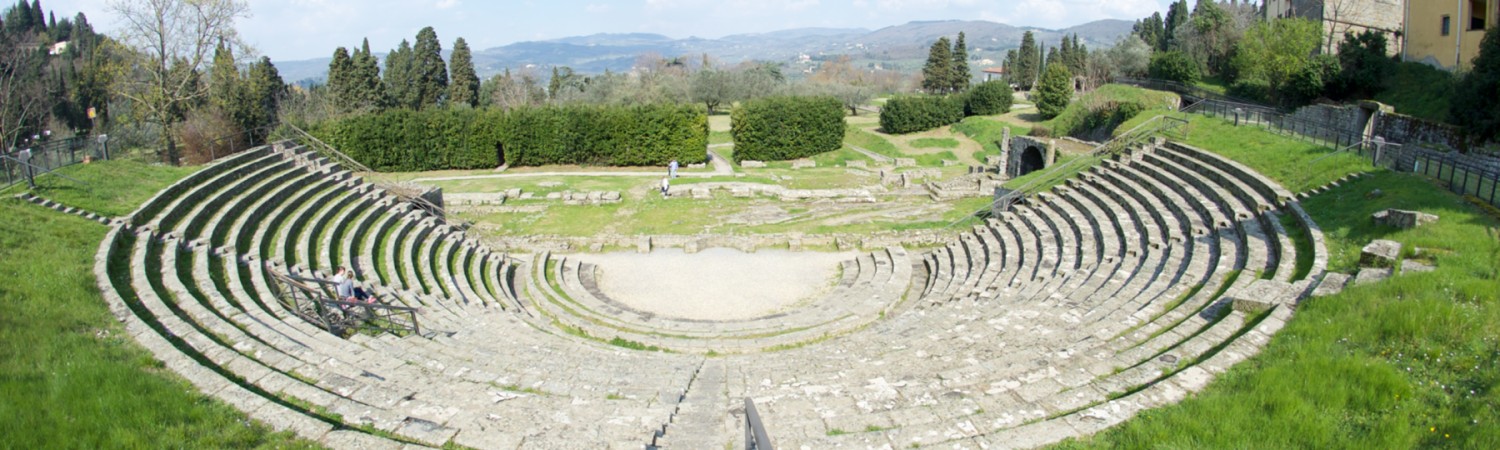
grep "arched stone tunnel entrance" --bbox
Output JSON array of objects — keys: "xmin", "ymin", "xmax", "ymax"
[
  {"xmin": 1001, "ymin": 135, "xmax": 1054, "ymax": 179},
  {"xmin": 1018, "ymin": 145, "xmax": 1046, "ymax": 176}
]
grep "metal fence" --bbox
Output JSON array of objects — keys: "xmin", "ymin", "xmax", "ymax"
[
  {"xmin": 1409, "ymin": 151, "xmax": 1500, "ymax": 209},
  {"xmin": 1, "ymin": 136, "xmax": 106, "ymax": 188}
]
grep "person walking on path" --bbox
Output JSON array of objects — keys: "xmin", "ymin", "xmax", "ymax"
[
  {"xmin": 669, "ymin": 159, "xmax": 679, "ymax": 178},
  {"xmin": 660, "ymin": 177, "xmax": 670, "ymax": 198}
]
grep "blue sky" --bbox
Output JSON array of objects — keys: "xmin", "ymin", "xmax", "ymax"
[{"xmin": 46, "ymin": 0, "xmax": 1175, "ymax": 61}]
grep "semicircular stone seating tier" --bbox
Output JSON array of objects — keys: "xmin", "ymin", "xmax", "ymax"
[{"xmin": 94, "ymin": 139, "xmax": 1331, "ymax": 449}]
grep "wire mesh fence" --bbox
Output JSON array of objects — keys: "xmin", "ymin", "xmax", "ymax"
[{"xmin": 2, "ymin": 136, "xmax": 105, "ymax": 189}]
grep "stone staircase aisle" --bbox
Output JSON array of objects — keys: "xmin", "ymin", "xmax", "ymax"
[{"xmin": 649, "ymin": 358, "xmax": 733, "ymax": 449}]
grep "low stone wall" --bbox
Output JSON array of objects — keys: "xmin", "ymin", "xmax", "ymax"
[{"xmin": 481, "ymin": 228, "xmax": 963, "ymax": 254}]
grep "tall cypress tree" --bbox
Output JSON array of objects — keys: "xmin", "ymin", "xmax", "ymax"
[
  {"xmin": 921, "ymin": 37, "xmax": 954, "ymax": 94},
  {"xmin": 208, "ymin": 43, "xmax": 242, "ymax": 114},
  {"xmin": 384, "ymin": 40, "xmax": 417, "ymax": 109},
  {"xmin": 1014, "ymin": 31, "xmax": 1040, "ymax": 90},
  {"xmin": 1164, "ymin": 0, "xmax": 1190, "ymax": 51},
  {"xmin": 243, "ymin": 57, "xmax": 284, "ymax": 144},
  {"xmin": 448, "ymin": 37, "xmax": 479, "ymax": 108},
  {"xmin": 411, "ymin": 26, "xmax": 449, "ymax": 108},
  {"xmin": 327, "ymin": 46, "xmax": 355, "ymax": 110},
  {"xmin": 350, "ymin": 38, "xmax": 386, "ymax": 110},
  {"xmin": 951, "ymin": 32, "xmax": 970, "ymax": 92}
]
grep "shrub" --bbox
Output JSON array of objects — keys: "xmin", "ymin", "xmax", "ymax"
[
  {"xmin": 177, "ymin": 108, "xmax": 251, "ymax": 165},
  {"xmin": 1331, "ymin": 30, "xmax": 1397, "ymax": 100},
  {"xmin": 731, "ymin": 96, "xmax": 845, "ymax": 162},
  {"xmin": 1286, "ymin": 54, "xmax": 1339, "ymax": 106},
  {"xmin": 965, "ymin": 80, "xmax": 1014, "ymax": 116},
  {"xmin": 322, "ymin": 104, "xmax": 707, "ymax": 171},
  {"xmin": 1149, "ymin": 50, "xmax": 1201, "ymax": 85},
  {"xmin": 1227, "ymin": 78, "xmax": 1272, "ymax": 104},
  {"xmin": 878, "ymin": 94, "xmax": 967, "ymax": 134},
  {"xmin": 1035, "ymin": 64, "xmax": 1074, "ymax": 119}
]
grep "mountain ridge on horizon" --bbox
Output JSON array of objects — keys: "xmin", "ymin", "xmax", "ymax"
[{"xmin": 277, "ymin": 18, "xmax": 1133, "ymax": 85}]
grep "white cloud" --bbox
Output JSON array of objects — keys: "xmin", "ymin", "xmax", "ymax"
[
  {"xmin": 435, "ymin": 0, "xmax": 460, "ymax": 9},
  {"xmin": 585, "ymin": 3, "xmax": 612, "ymax": 13}
]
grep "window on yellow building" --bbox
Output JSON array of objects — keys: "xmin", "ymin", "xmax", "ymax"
[
  {"xmin": 1471, "ymin": 0, "xmax": 1489, "ymax": 30},
  {"xmin": 1443, "ymin": 15, "xmax": 1452, "ymax": 36}
]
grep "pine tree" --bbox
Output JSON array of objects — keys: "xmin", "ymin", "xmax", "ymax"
[
  {"xmin": 411, "ymin": 26, "xmax": 449, "ymax": 108},
  {"xmin": 448, "ymin": 37, "xmax": 479, "ymax": 107},
  {"xmin": 951, "ymin": 32, "xmax": 970, "ymax": 92},
  {"xmin": 1035, "ymin": 63, "xmax": 1073, "ymax": 119},
  {"xmin": 1014, "ymin": 31, "xmax": 1040, "ymax": 90},
  {"xmin": 1045, "ymin": 46, "xmax": 1059, "ymax": 69},
  {"xmin": 921, "ymin": 36, "xmax": 954, "ymax": 94},
  {"xmin": 384, "ymin": 40, "xmax": 417, "ymax": 109}
]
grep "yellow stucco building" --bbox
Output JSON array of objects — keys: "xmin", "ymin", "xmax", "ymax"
[{"xmin": 1406, "ymin": 0, "xmax": 1498, "ymax": 70}]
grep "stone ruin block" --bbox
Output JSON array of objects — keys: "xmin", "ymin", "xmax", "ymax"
[
  {"xmin": 1401, "ymin": 259, "xmax": 1435, "ymax": 274},
  {"xmin": 1311, "ymin": 272, "xmax": 1351, "ymax": 297},
  {"xmin": 690, "ymin": 188, "xmax": 712, "ymax": 199},
  {"xmin": 1359, "ymin": 239, "xmax": 1402, "ymax": 268},
  {"xmin": 895, "ymin": 158, "xmax": 918, "ymax": 167},
  {"xmin": 1227, "ymin": 279, "xmax": 1296, "ymax": 313},
  {"xmin": 1371, "ymin": 209, "xmax": 1438, "ymax": 229},
  {"xmin": 687, "ymin": 163, "xmax": 707, "ymax": 169},
  {"xmin": 1353, "ymin": 267, "xmax": 1393, "ymax": 285},
  {"xmin": 741, "ymin": 160, "xmax": 767, "ymax": 168},
  {"xmin": 790, "ymin": 159, "xmax": 816, "ymax": 169},
  {"xmin": 846, "ymin": 160, "xmax": 868, "ymax": 169}
]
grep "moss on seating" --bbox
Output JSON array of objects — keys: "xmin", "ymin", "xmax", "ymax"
[{"xmin": 0, "ymin": 200, "xmax": 317, "ymax": 448}]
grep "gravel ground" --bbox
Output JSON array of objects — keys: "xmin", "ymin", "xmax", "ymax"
[{"xmin": 571, "ymin": 248, "xmax": 855, "ymax": 321}]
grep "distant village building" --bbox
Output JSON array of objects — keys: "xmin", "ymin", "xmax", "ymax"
[
  {"xmin": 981, "ymin": 67, "xmax": 1006, "ymax": 82},
  {"xmin": 1405, "ymin": 0, "xmax": 1497, "ymax": 70},
  {"xmin": 1264, "ymin": 0, "xmax": 1498, "ymax": 71},
  {"xmin": 1263, "ymin": 0, "xmax": 1405, "ymax": 56},
  {"xmin": 48, "ymin": 41, "xmax": 69, "ymax": 56}
]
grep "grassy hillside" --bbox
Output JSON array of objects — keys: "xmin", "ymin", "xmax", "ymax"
[
  {"xmin": 1056, "ymin": 171, "xmax": 1500, "ymax": 449},
  {"xmin": 0, "ymin": 163, "xmax": 319, "ymax": 448}
]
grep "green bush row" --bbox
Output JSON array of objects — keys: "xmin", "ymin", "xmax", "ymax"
[
  {"xmin": 879, "ymin": 81, "xmax": 1015, "ymax": 134},
  {"xmin": 730, "ymin": 96, "xmax": 846, "ymax": 162},
  {"xmin": 318, "ymin": 104, "xmax": 708, "ymax": 171},
  {"xmin": 879, "ymin": 94, "xmax": 966, "ymax": 134}
]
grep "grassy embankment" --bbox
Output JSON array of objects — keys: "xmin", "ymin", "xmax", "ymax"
[
  {"xmin": 0, "ymin": 161, "xmax": 318, "ymax": 448},
  {"xmin": 1055, "ymin": 133, "xmax": 1500, "ymax": 449}
]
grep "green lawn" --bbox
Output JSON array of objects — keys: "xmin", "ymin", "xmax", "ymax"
[
  {"xmin": 953, "ymin": 116, "xmax": 1030, "ymax": 161},
  {"xmin": 1055, "ymin": 171, "xmax": 1500, "ymax": 449},
  {"xmin": 1176, "ymin": 115, "xmax": 1378, "ymax": 193},
  {"xmin": 5, "ymin": 160, "xmax": 201, "ymax": 216},
  {"xmin": 0, "ymin": 199, "xmax": 318, "ymax": 448},
  {"xmin": 909, "ymin": 137, "xmax": 961, "ymax": 149}
]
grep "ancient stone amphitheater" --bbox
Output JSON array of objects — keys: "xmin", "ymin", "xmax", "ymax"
[{"xmin": 96, "ymin": 139, "xmax": 1328, "ymax": 449}]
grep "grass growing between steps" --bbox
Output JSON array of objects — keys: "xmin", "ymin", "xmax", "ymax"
[
  {"xmin": 1052, "ymin": 172, "xmax": 1500, "ymax": 449},
  {"xmin": 3, "ymin": 159, "xmax": 200, "ymax": 216},
  {"xmin": 0, "ymin": 199, "xmax": 317, "ymax": 449},
  {"xmin": 1175, "ymin": 115, "xmax": 1377, "ymax": 193}
]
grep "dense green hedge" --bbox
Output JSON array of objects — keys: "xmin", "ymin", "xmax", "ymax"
[
  {"xmin": 319, "ymin": 104, "xmax": 707, "ymax": 171},
  {"xmin": 730, "ymin": 96, "xmax": 845, "ymax": 162},
  {"xmin": 879, "ymin": 94, "xmax": 966, "ymax": 134},
  {"xmin": 965, "ymin": 80, "xmax": 1014, "ymax": 116}
]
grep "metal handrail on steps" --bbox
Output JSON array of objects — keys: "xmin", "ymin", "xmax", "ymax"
[
  {"xmin": 744, "ymin": 397, "xmax": 774, "ymax": 450},
  {"xmin": 280, "ymin": 123, "xmax": 470, "ymax": 230}
]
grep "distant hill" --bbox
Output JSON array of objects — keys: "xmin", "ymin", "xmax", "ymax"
[{"xmin": 275, "ymin": 19, "xmax": 1133, "ymax": 84}]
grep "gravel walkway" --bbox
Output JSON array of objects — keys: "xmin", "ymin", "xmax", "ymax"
[{"xmin": 571, "ymin": 248, "xmax": 854, "ymax": 321}]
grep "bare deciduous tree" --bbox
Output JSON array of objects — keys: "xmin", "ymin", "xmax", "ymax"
[
  {"xmin": 108, "ymin": 0, "xmax": 250, "ymax": 164},
  {"xmin": 0, "ymin": 31, "xmax": 54, "ymax": 151}
]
